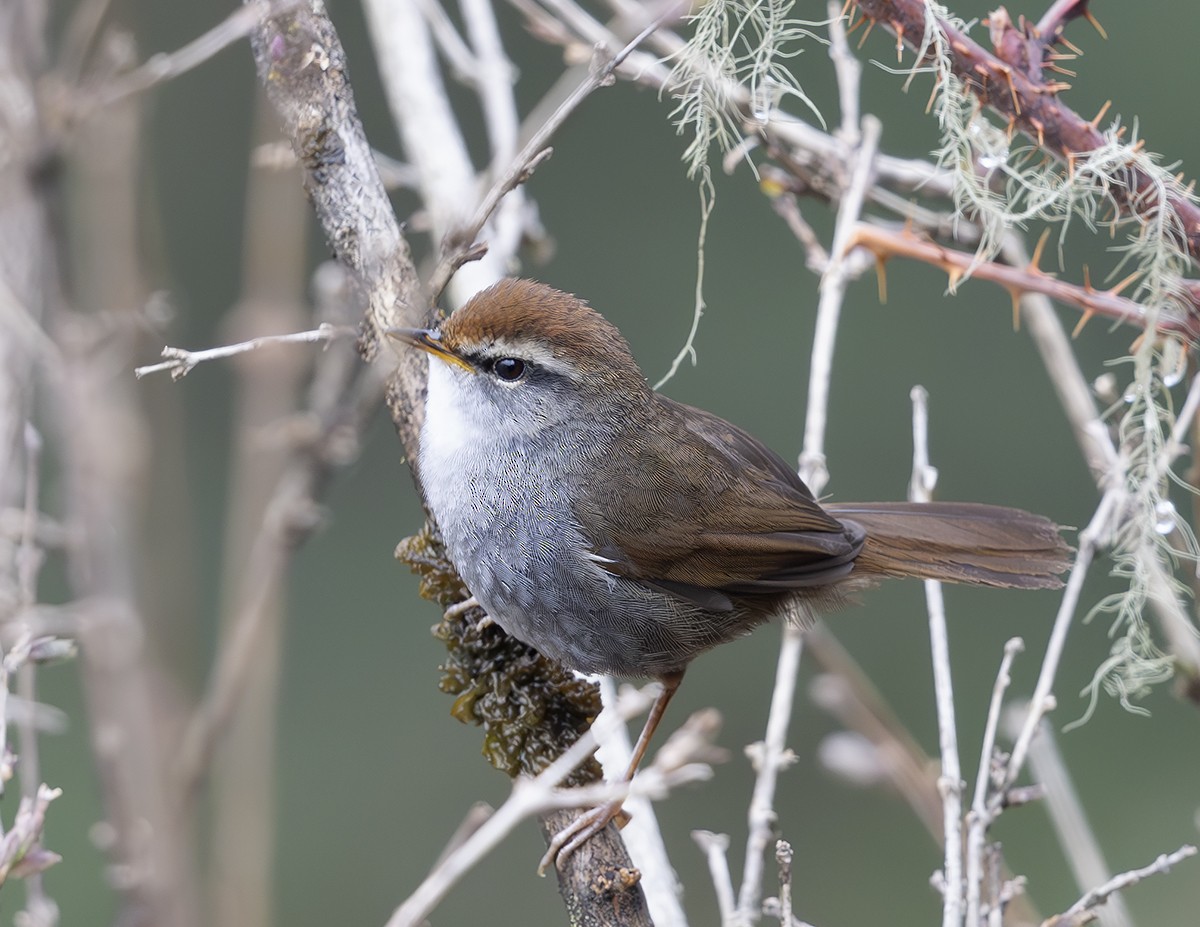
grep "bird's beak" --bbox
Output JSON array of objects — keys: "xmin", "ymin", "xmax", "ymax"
[{"xmin": 386, "ymin": 327, "xmax": 475, "ymax": 373}]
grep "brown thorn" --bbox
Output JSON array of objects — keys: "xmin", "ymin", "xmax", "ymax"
[
  {"xmin": 1109, "ymin": 270, "xmax": 1141, "ymax": 298},
  {"xmin": 839, "ymin": 0, "xmax": 855, "ymax": 19},
  {"xmin": 1030, "ymin": 117, "xmax": 1045, "ymax": 147},
  {"xmin": 875, "ymin": 256, "xmax": 889, "ymax": 303},
  {"xmin": 856, "ymin": 17, "xmax": 875, "ymax": 49},
  {"xmin": 1008, "ymin": 287, "xmax": 1022, "ymax": 331},
  {"xmin": 1082, "ymin": 265, "xmax": 1093, "ymax": 292},
  {"xmin": 1065, "ymin": 151, "xmax": 1076, "ymax": 182},
  {"xmin": 1072, "ymin": 309, "xmax": 1095, "ymax": 338},
  {"xmin": 1083, "ymin": 9, "xmax": 1109, "ymax": 41},
  {"xmin": 1130, "ymin": 331, "xmax": 1146, "ymax": 354},
  {"xmin": 1115, "ymin": 125, "xmax": 1128, "ymax": 140},
  {"xmin": 1002, "ymin": 66, "xmax": 1021, "ymax": 115},
  {"xmin": 1029, "ymin": 227, "xmax": 1052, "ymax": 273},
  {"xmin": 895, "ymin": 25, "xmax": 905, "ymax": 62},
  {"xmin": 925, "ymin": 77, "xmax": 940, "ymax": 115},
  {"xmin": 1047, "ymin": 65, "xmax": 1077, "ymax": 78},
  {"xmin": 1089, "ymin": 100, "xmax": 1112, "ymax": 129},
  {"xmin": 946, "ymin": 267, "xmax": 963, "ymax": 292},
  {"xmin": 1060, "ymin": 35, "xmax": 1084, "ymax": 56}
]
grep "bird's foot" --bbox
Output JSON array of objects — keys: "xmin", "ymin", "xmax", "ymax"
[{"xmin": 537, "ymin": 800, "xmax": 629, "ymax": 875}]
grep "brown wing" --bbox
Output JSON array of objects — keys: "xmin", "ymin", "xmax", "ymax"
[{"xmin": 577, "ymin": 395, "xmax": 863, "ymax": 608}]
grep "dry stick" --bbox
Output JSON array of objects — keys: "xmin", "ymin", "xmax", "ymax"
[
  {"xmin": 59, "ymin": 58, "xmax": 200, "ymax": 927},
  {"xmin": 95, "ymin": 0, "xmax": 300, "ymax": 108},
  {"xmin": 962, "ymin": 487, "xmax": 1118, "ymax": 891},
  {"xmin": 459, "ymin": 0, "xmax": 529, "ymax": 282},
  {"xmin": 207, "ymin": 93, "xmax": 313, "ymax": 927},
  {"xmin": 735, "ymin": 626, "xmax": 804, "ymax": 925},
  {"xmin": 797, "ymin": 115, "xmax": 881, "ymax": 494},
  {"xmin": 176, "ymin": 0, "xmax": 427, "ymax": 811},
  {"xmin": 1007, "ymin": 492, "xmax": 1115, "ymax": 793},
  {"xmin": 362, "ymin": 0, "xmax": 503, "ymax": 306},
  {"xmin": 852, "ymin": 0, "xmax": 1200, "ymax": 260},
  {"xmin": 134, "ymin": 324, "xmax": 354, "ymax": 379},
  {"xmin": 963, "ymin": 638, "xmax": 1023, "ymax": 927},
  {"xmin": 1052, "ymin": 845, "xmax": 1197, "ymax": 924},
  {"xmin": 847, "ymin": 224, "xmax": 1199, "ymax": 339},
  {"xmin": 733, "ymin": 87, "xmax": 883, "ymax": 927},
  {"xmin": 12, "ymin": 425, "xmax": 54, "ymax": 921},
  {"xmin": 386, "ymin": 686, "xmax": 721, "ymax": 927},
  {"xmin": 1003, "ymin": 711, "xmax": 1132, "ymax": 927},
  {"xmin": 426, "ymin": 5, "xmax": 684, "ymax": 301},
  {"xmin": 692, "ymin": 830, "xmax": 738, "ymax": 924},
  {"xmin": 908, "ymin": 386, "xmax": 964, "ymax": 927},
  {"xmin": 595, "ymin": 676, "xmax": 688, "ymax": 927}
]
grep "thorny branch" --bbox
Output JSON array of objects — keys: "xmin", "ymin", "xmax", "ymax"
[{"xmin": 851, "ymin": 0, "xmax": 1200, "ymax": 262}]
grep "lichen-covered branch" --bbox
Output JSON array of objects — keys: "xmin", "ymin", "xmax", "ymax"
[{"xmin": 852, "ymin": 0, "xmax": 1200, "ymax": 262}]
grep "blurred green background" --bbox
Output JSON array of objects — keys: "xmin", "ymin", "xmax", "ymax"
[{"xmin": 32, "ymin": 1, "xmax": 1200, "ymax": 924}]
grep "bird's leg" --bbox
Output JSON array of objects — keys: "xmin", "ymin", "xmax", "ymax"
[{"xmin": 538, "ymin": 671, "xmax": 684, "ymax": 874}]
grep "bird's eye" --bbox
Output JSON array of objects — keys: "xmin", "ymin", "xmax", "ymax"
[{"xmin": 491, "ymin": 357, "xmax": 527, "ymax": 381}]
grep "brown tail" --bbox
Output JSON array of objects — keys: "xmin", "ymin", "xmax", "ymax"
[{"xmin": 825, "ymin": 502, "xmax": 1072, "ymax": 590}]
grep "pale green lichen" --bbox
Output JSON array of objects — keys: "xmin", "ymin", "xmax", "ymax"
[
  {"xmin": 914, "ymin": 1, "xmax": 1200, "ymax": 709},
  {"xmin": 666, "ymin": 0, "xmax": 825, "ymax": 178}
]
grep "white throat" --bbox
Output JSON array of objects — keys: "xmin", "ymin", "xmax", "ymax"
[{"xmin": 422, "ymin": 357, "xmax": 479, "ymax": 467}]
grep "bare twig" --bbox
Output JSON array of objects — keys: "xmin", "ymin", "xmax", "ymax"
[
  {"xmin": 595, "ymin": 676, "xmax": 687, "ymax": 927},
  {"xmin": 908, "ymin": 386, "xmax": 963, "ymax": 927},
  {"xmin": 853, "ymin": 0, "xmax": 1200, "ymax": 260},
  {"xmin": 93, "ymin": 0, "xmax": 300, "ymax": 108},
  {"xmin": 362, "ymin": 0, "xmax": 504, "ymax": 305},
  {"xmin": 798, "ymin": 115, "xmax": 881, "ymax": 493},
  {"xmin": 848, "ymin": 224, "xmax": 1198, "ymax": 338},
  {"xmin": 965, "ymin": 638, "xmax": 1023, "ymax": 927},
  {"xmin": 387, "ymin": 686, "xmax": 719, "ymax": 927},
  {"xmin": 426, "ymin": 4, "xmax": 686, "ymax": 301},
  {"xmin": 735, "ymin": 627, "xmax": 803, "ymax": 923},
  {"xmin": 693, "ymin": 830, "xmax": 737, "ymax": 924},
  {"xmin": 1046, "ymin": 845, "xmax": 1197, "ymax": 926},
  {"xmin": 134, "ymin": 324, "xmax": 354, "ymax": 380},
  {"xmin": 1003, "ymin": 710, "xmax": 1132, "ymax": 927}
]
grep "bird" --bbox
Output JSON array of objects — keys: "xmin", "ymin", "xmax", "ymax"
[{"xmin": 390, "ymin": 277, "xmax": 1070, "ymax": 870}]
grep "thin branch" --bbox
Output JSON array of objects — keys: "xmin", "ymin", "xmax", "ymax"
[
  {"xmin": 853, "ymin": 0, "xmax": 1200, "ymax": 260},
  {"xmin": 426, "ymin": 3, "xmax": 686, "ymax": 301},
  {"xmin": 799, "ymin": 115, "xmax": 882, "ymax": 493},
  {"xmin": 848, "ymin": 224, "xmax": 1199, "ymax": 339},
  {"xmin": 1047, "ymin": 845, "xmax": 1197, "ymax": 926},
  {"xmin": 93, "ymin": 0, "xmax": 299, "ymax": 108},
  {"xmin": 964, "ymin": 637, "xmax": 1023, "ymax": 927},
  {"xmin": 1004, "ymin": 711, "xmax": 1132, "ymax": 927},
  {"xmin": 693, "ymin": 830, "xmax": 737, "ymax": 925},
  {"xmin": 735, "ymin": 627, "xmax": 804, "ymax": 923},
  {"xmin": 828, "ymin": 0, "xmax": 861, "ymax": 146},
  {"xmin": 386, "ymin": 686, "xmax": 719, "ymax": 927},
  {"xmin": 595, "ymin": 677, "xmax": 687, "ymax": 927},
  {"xmin": 134, "ymin": 324, "xmax": 355, "ymax": 380},
  {"xmin": 999, "ymin": 490, "xmax": 1118, "ymax": 805},
  {"xmin": 908, "ymin": 386, "xmax": 963, "ymax": 927},
  {"xmin": 363, "ymin": 0, "xmax": 505, "ymax": 305}
]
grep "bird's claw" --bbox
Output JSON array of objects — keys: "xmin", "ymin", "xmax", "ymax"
[{"xmin": 537, "ymin": 800, "xmax": 627, "ymax": 875}]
